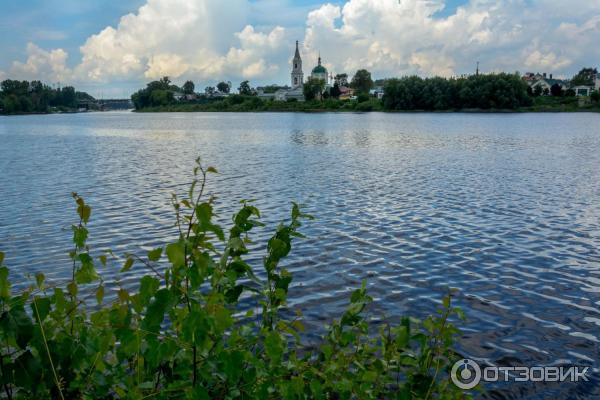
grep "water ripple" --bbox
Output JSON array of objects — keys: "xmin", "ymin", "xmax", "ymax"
[{"xmin": 1, "ymin": 111, "xmax": 600, "ymax": 398}]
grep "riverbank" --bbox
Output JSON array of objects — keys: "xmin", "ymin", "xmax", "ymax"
[
  {"xmin": 132, "ymin": 94, "xmax": 600, "ymax": 113},
  {"xmin": 135, "ymin": 101, "xmax": 600, "ymax": 114}
]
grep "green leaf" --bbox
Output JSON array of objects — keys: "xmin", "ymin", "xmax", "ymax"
[
  {"xmin": 79, "ymin": 204, "xmax": 91, "ymax": 224},
  {"xmin": 0, "ymin": 267, "xmax": 10, "ymax": 299},
  {"xmin": 395, "ymin": 325, "xmax": 410, "ymax": 348},
  {"xmin": 67, "ymin": 281, "xmax": 78, "ymax": 297},
  {"xmin": 13, "ymin": 350, "xmax": 41, "ymax": 389},
  {"xmin": 99, "ymin": 254, "xmax": 107, "ymax": 266},
  {"xmin": 96, "ymin": 285, "xmax": 105, "ymax": 304},
  {"xmin": 1, "ymin": 302, "xmax": 34, "ymax": 348},
  {"xmin": 166, "ymin": 242, "xmax": 185, "ymax": 268},
  {"xmin": 31, "ymin": 297, "xmax": 51, "ymax": 323},
  {"xmin": 196, "ymin": 203, "xmax": 213, "ymax": 224},
  {"xmin": 76, "ymin": 254, "xmax": 99, "ymax": 283},
  {"xmin": 0, "ymin": 251, "xmax": 4, "ymax": 265},
  {"xmin": 213, "ymin": 306, "xmax": 233, "ymax": 333},
  {"xmin": 121, "ymin": 257, "xmax": 134, "ymax": 273},
  {"xmin": 223, "ymin": 350, "xmax": 244, "ymax": 382},
  {"xmin": 225, "ymin": 285, "xmax": 244, "ymax": 303},
  {"xmin": 142, "ymin": 289, "xmax": 174, "ymax": 333},
  {"xmin": 139, "ymin": 276, "xmax": 159, "ymax": 306},
  {"xmin": 190, "ymin": 385, "xmax": 210, "ymax": 400},
  {"xmin": 206, "ymin": 166, "xmax": 218, "ymax": 173},
  {"xmin": 264, "ymin": 331, "xmax": 284, "ymax": 363},
  {"xmin": 72, "ymin": 225, "xmax": 88, "ymax": 248},
  {"xmin": 35, "ymin": 272, "xmax": 45, "ymax": 288},
  {"xmin": 148, "ymin": 247, "xmax": 162, "ymax": 262}
]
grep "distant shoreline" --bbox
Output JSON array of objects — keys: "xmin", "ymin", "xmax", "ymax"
[
  {"xmin": 4, "ymin": 104, "xmax": 600, "ymax": 116},
  {"xmin": 131, "ymin": 95, "xmax": 600, "ymax": 114},
  {"xmin": 4, "ymin": 108, "xmax": 600, "ymax": 116},
  {"xmin": 133, "ymin": 106, "xmax": 600, "ymax": 114}
]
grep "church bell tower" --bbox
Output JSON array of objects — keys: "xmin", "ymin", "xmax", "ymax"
[{"xmin": 291, "ymin": 40, "xmax": 304, "ymax": 88}]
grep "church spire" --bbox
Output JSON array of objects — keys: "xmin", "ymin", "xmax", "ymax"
[
  {"xmin": 318, "ymin": 51, "xmax": 322, "ymax": 66},
  {"xmin": 291, "ymin": 39, "xmax": 304, "ymax": 88}
]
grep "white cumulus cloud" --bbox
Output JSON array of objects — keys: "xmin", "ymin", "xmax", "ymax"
[
  {"xmin": 10, "ymin": 43, "xmax": 71, "ymax": 83},
  {"xmin": 301, "ymin": 0, "xmax": 600, "ymax": 78},
  {"xmin": 3, "ymin": 0, "xmax": 600, "ymax": 90},
  {"xmin": 73, "ymin": 0, "xmax": 287, "ymax": 82}
]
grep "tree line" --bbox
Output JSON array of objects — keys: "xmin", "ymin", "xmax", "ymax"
[
  {"xmin": 131, "ymin": 67, "xmax": 599, "ymax": 112},
  {"xmin": 131, "ymin": 69, "xmax": 376, "ymax": 109},
  {"xmin": 382, "ymin": 73, "xmax": 533, "ymax": 110},
  {"xmin": 0, "ymin": 80, "xmax": 94, "ymax": 114}
]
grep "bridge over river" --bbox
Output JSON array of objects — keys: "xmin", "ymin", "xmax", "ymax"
[{"xmin": 77, "ymin": 99, "xmax": 133, "ymax": 111}]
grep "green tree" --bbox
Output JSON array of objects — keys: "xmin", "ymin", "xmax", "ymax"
[
  {"xmin": 217, "ymin": 81, "xmax": 231, "ymax": 94},
  {"xmin": 351, "ymin": 69, "xmax": 374, "ymax": 94},
  {"xmin": 383, "ymin": 73, "xmax": 531, "ymax": 111},
  {"xmin": 149, "ymin": 89, "xmax": 173, "ymax": 106},
  {"xmin": 303, "ymin": 77, "xmax": 325, "ymax": 101},
  {"xmin": 238, "ymin": 80, "xmax": 253, "ymax": 95},
  {"xmin": 335, "ymin": 73, "xmax": 348, "ymax": 86},
  {"xmin": 159, "ymin": 76, "xmax": 171, "ymax": 89},
  {"xmin": 571, "ymin": 67, "xmax": 597, "ymax": 86},
  {"xmin": 330, "ymin": 82, "xmax": 341, "ymax": 99},
  {"xmin": 60, "ymin": 86, "xmax": 77, "ymax": 108},
  {"xmin": 182, "ymin": 80, "xmax": 195, "ymax": 94},
  {"xmin": 1, "ymin": 79, "xmax": 93, "ymax": 114},
  {"xmin": 550, "ymin": 83, "xmax": 563, "ymax": 97},
  {"xmin": 205, "ymin": 86, "xmax": 216, "ymax": 96}
]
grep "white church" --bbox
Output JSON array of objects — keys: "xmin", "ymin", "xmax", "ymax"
[{"xmin": 269, "ymin": 41, "xmax": 331, "ymax": 102}]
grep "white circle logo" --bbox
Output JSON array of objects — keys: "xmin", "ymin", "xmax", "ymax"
[{"xmin": 451, "ymin": 359, "xmax": 481, "ymax": 389}]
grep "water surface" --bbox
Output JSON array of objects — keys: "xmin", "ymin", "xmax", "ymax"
[{"xmin": 1, "ymin": 111, "xmax": 599, "ymax": 398}]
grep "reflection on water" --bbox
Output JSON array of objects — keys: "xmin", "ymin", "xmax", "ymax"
[{"xmin": 1, "ymin": 111, "xmax": 600, "ymax": 398}]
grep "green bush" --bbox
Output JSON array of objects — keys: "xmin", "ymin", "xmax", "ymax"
[
  {"xmin": 383, "ymin": 73, "xmax": 532, "ymax": 111},
  {"xmin": 0, "ymin": 159, "xmax": 472, "ymax": 399}
]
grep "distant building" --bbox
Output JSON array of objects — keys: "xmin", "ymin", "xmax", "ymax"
[
  {"xmin": 370, "ymin": 86, "xmax": 385, "ymax": 99},
  {"xmin": 291, "ymin": 41, "xmax": 304, "ymax": 88},
  {"xmin": 572, "ymin": 85, "xmax": 594, "ymax": 97},
  {"xmin": 268, "ymin": 41, "xmax": 306, "ymax": 101},
  {"xmin": 256, "ymin": 90, "xmax": 276, "ymax": 101},
  {"xmin": 524, "ymin": 71, "xmax": 600, "ymax": 97},
  {"xmin": 523, "ymin": 72, "xmax": 545, "ymax": 83},
  {"xmin": 570, "ymin": 71, "xmax": 599, "ymax": 96},
  {"xmin": 311, "ymin": 54, "xmax": 329, "ymax": 86},
  {"xmin": 275, "ymin": 87, "xmax": 304, "ymax": 101},
  {"xmin": 529, "ymin": 74, "xmax": 568, "ymax": 94},
  {"xmin": 338, "ymin": 86, "xmax": 354, "ymax": 100}
]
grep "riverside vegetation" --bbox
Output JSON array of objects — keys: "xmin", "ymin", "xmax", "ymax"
[
  {"xmin": 132, "ymin": 72, "xmax": 600, "ymax": 113},
  {"xmin": 0, "ymin": 80, "xmax": 95, "ymax": 114},
  {"xmin": 0, "ymin": 158, "xmax": 473, "ymax": 399}
]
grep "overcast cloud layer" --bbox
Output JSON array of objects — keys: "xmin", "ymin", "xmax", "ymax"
[{"xmin": 2, "ymin": 0, "xmax": 600, "ymax": 95}]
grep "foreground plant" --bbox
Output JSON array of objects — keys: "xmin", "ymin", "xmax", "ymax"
[{"xmin": 0, "ymin": 158, "xmax": 472, "ymax": 399}]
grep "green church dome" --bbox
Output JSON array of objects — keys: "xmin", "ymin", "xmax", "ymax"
[{"xmin": 312, "ymin": 65, "xmax": 327, "ymax": 74}]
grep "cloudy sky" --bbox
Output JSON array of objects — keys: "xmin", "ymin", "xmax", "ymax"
[{"xmin": 1, "ymin": 0, "xmax": 599, "ymax": 97}]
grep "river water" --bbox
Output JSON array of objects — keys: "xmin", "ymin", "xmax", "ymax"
[{"xmin": 1, "ymin": 111, "xmax": 599, "ymax": 398}]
